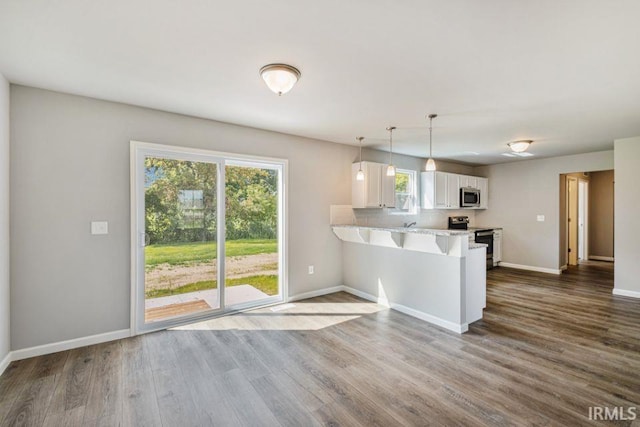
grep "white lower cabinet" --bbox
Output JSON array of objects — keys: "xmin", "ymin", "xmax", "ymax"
[
  {"xmin": 493, "ymin": 229, "xmax": 502, "ymax": 265},
  {"xmin": 466, "ymin": 246, "xmax": 487, "ymax": 322}
]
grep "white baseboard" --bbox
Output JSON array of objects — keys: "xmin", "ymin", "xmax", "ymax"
[
  {"xmin": 341, "ymin": 286, "xmax": 390, "ymax": 307},
  {"xmin": 613, "ymin": 288, "xmax": 640, "ymax": 299},
  {"xmin": 589, "ymin": 256, "xmax": 615, "ymax": 262},
  {"xmin": 290, "ymin": 285, "xmax": 467, "ymax": 334},
  {"xmin": 342, "ymin": 286, "xmax": 467, "ymax": 334},
  {"xmin": 499, "ymin": 262, "xmax": 562, "ymax": 275},
  {"xmin": 389, "ymin": 301, "xmax": 468, "ymax": 334},
  {"xmin": 10, "ymin": 329, "xmax": 131, "ymax": 362},
  {"xmin": 0, "ymin": 351, "xmax": 11, "ymax": 376},
  {"xmin": 288, "ymin": 286, "xmax": 344, "ymax": 302}
]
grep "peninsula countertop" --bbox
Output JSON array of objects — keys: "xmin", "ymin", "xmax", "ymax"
[
  {"xmin": 333, "ymin": 224, "xmax": 487, "ymax": 333},
  {"xmin": 331, "ymin": 224, "xmax": 473, "ymax": 237}
]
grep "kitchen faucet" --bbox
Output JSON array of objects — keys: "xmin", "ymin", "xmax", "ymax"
[{"xmin": 404, "ymin": 222, "xmax": 417, "ymax": 228}]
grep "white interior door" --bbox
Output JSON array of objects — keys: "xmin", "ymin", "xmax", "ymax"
[
  {"xmin": 578, "ymin": 180, "xmax": 588, "ymax": 261},
  {"xmin": 567, "ymin": 177, "xmax": 578, "ymax": 265}
]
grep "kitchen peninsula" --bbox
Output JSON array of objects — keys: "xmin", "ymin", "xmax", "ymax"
[{"xmin": 333, "ymin": 225, "xmax": 486, "ymax": 333}]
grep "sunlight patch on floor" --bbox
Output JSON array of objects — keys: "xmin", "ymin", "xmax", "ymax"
[{"xmin": 173, "ymin": 300, "xmax": 387, "ymax": 331}]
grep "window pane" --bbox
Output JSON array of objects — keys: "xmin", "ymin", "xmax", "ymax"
[
  {"xmin": 394, "ymin": 169, "xmax": 416, "ymax": 213},
  {"xmin": 225, "ymin": 164, "xmax": 280, "ymax": 307},
  {"xmin": 396, "ymin": 172, "xmax": 410, "ymax": 193},
  {"xmin": 144, "ymin": 157, "xmax": 219, "ymax": 323}
]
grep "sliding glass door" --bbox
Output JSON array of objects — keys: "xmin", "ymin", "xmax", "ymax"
[
  {"xmin": 224, "ymin": 161, "xmax": 282, "ymax": 309},
  {"xmin": 131, "ymin": 142, "xmax": 285, "ymax": 333}
]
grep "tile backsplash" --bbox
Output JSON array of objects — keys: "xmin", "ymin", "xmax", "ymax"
[
  {"xmin": 329, "ymin": 205, "xmax": 356, "ymax": 225},
  {"xmin": 330, "ymin": 205, "xmax": 476, "ymax": 229}
]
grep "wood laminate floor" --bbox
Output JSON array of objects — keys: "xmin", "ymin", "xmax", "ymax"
[{"xmin": 1, "ymin": 263, "xmax": 639, "ymax": 426}]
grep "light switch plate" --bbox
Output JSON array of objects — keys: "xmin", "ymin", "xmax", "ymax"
[
  {"xmin": 91, "ymin": 221, "xmax": 109, "ymax": 235},
  {"xmin": 536, "ymin": 215, "xmax": 545, "ymax": 222}
]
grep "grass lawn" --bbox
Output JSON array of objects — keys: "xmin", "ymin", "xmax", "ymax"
[
  {"xmin": 145, "ymin": 275, "xmax": 278, "ymax": 298},
  {"xmin": 145, "ymin": 239, "xmax": 277, "ymax": 267}
]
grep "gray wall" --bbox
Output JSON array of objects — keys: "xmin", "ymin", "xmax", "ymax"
[
  {"xmin": 0, "ymin": 74, "xmax": 9, "ymax": 361},
  {"xmin": 614, "ymin": 137, "xmax": 640, "ymax": 294},
  {"xmin": 474, "ymin": 151, "xmax": 613, "ymax": 271},
  {"xmin": 589, "ymin": 170, "xmax": 614, "ymax": 259},
  {"xmin": 10, "ymin": 85, "xmax": 356, "ymax": 350}
]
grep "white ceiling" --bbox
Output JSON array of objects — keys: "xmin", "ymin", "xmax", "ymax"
[{"xmin": 1, "ymin": 0, "xmax": 639, "ymax": 165}]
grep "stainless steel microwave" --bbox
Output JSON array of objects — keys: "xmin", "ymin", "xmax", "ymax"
[{"xmin": 460, "ymin": 187, "xmax": 481, "ymax": 208}]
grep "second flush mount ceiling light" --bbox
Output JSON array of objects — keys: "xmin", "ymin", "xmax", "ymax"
[
  {"xmin": 260, "ymin": 63, "xmax": 301, "ymax": 96},
  {"xmin": 508, "ymin": 140, "xmax": 532, "ymax": 153}
]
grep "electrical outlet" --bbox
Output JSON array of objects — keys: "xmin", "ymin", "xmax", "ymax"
[
  {"xmin": 537, "ymin": 215, "xmax": 545, "ymax": 222},
  {"xmin": 308, "ymin": 265, "xmax": 314, "ymax": 275},
  {"xmin": 91, "ymin": 221, "xmax": 109, "ymax": 235}
]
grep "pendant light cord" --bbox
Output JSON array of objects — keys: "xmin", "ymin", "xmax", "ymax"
[
  {"xmin": 427, "ymin": 113, "xmax": 437, "ymax": 158},
  {"xmin": 357, "ymin": 136, "xmax": 364, "ymax": 166},
  {"xmin": 387, "ymin": 126, "xmax": 396, "ymax": 164},
  {"xmin": 429, "ymin": 116, "xmax": 433, "ymax": 158},
  {"xmin": 389, "ymin": 129, "xmax": 392, "ymax": 164}
]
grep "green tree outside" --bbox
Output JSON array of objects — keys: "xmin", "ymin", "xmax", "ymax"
[{"xmin": 144, "ymin": 159, "xmax": 278, "ymax": 244}]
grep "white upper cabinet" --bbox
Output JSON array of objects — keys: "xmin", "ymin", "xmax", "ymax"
[
  {"xmin": 433, "ymin": 171, "xmax": 448, "ymax": 208},
  {"xmin": 422, "ymin": 171, "xmax": 488, "ymax": 210},
  {"xmin": 422, "ymin": 171, "xmax": 460, "ymax": 209},
  {"xmin": 364, "ymin": 162, "xmax": 381, "ymax": 207},
  {"xmin": 352, "ymin": 162, "xmax": 396, "ymax": 208},
  {"xmin": 460, "ymin": 175, "xmax": 478, "ymax": 189},
  {"xmin": 447, "ymin": 174, "xmax": 460, "ymax": 209},
  {"xmin": 380, "ymin": 169, "xmax": 396, "ymax": 208},
  {"xmin": 478, "ymin": 177, "xmax": 488, "ymax": 209}
]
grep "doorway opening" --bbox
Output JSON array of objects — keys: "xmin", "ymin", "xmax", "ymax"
[
  {"xmin": 131, "ymin": 141, "xmax": 287, "ymax": 334},
  {"xmin": 560, "ymin": 170, "xmax": 614, "ymax": 269}
]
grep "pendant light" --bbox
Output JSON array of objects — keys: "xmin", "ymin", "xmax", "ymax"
[
  {"xmin": 425, "ymin": 114, "xmax": 438, "ymax": 171},
  {"xmin": 386, "ymin": 126, "xmax": 396, "ymax": 177},
  {"xmin": 356, "ymin": 136, "xmax": 365, "ymax": 181}
]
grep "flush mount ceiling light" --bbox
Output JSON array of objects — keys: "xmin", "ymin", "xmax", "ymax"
[
  {"xmin": 259, "ymin": 63, "xmax": 301, "ymax": 96},
  {"xmin": 356, "ymin": 136, "xmax": 365, "ymax": 181},
  {"xmin": 386, "ymin": 126, "xmax": 396, "ymax": 177},
  {"xmin": 508, "ymin": 140, "xmax": 533, "ymax": 153},
  {"xmin": 425, "ymin": 114, "xmax": 438, "ymax": 171}
]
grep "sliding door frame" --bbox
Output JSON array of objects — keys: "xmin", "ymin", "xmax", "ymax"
[{"xmin": 130, "ymin": 140, "xmax": 288, "ymax": 335}]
